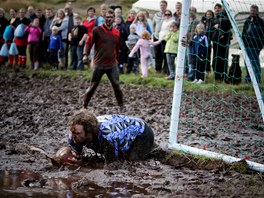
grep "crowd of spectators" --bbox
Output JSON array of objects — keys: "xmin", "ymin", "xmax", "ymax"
[{"xmin": 0, "ymin": 1, "xmax": 263, "ymax": 83}]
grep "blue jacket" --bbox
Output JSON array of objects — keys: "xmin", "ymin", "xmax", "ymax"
[
  {"xmin": 48, "ymin": 34, "xmax": 62, "ymax": 50},
  {"xmin": 69, "ymin": 115, "xmax": 145, "ymax": 157},
  {"xmin": 191, "ymin": 33, "xmax": 208, "ymax": 60}
]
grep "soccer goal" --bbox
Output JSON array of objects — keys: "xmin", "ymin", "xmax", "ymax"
[{"xmin": 168, "ymin": 0, "xmax": 264, "ymax": 172}]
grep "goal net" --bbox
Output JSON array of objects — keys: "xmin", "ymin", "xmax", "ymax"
[{"xmin": 169, "ymin": 0, "xmax": 264, "ymax": 172}]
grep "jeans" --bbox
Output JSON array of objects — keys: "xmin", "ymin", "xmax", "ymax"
[
  {"xmin": 245, "ymin": 47, "xmax": 261, "ymax": 83},
  {"xmin": 70, "ymin": 45, "xmax": 84, "ymax": 70},
  {"xmin": 166, "ymin": 53, "xmax": 177, "ymax": 78}
]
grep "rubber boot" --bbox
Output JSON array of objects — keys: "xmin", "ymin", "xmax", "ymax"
[{"xmin": 8, "ymin": 55, "xmax": 14, "ymax": 67}]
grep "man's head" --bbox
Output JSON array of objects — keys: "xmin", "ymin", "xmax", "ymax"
[
  {"xmin": 160, "ymin": 0, "xmax": 168, "ymax": 13},
  {"xmin": 104, "ymin": 9, "xmax": 115, "ymax": 28},
  {"xmin": 68, "ymin": 109, "xmax": 99, "ymax": 146},
  {"xmin": 214, "ymin": 3, "xmax": 222, "ymax": 15},
  {"xmin": 64, "ymin": 2, "xmax": 73, "ymax": 16},
  {"xmin": 19, "ymin": 8, "xmax": 26, "ymax": 19},
  {"xmin": 250, "ymin": 5, "xmax": 259, "ymax": 17},
  {"xmin": 45, "ymin": 8, "xmax": 53, "ymax": 18}
]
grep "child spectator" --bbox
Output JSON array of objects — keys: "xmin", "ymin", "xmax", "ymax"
[
  {"xmin": 96, "ymin": 4, "xmax": 108, "ymax": 26},
  {"xmin": 14, "ymin": 8, "xmax": 31, "ymax": 70},
  {"xmin": 126, "ymin": 24, "xmax": 140, "ymax": 74},
  {"xmin": 25, "ymin": 18, "xmax": 42, "ymax": 70},
  {"xmin": 129, "ymin": 30, "xmax": 161, "ymax": 78},
  {"xmin": 114, "ymin": 15, "xmax": 128, "ymax": 74},
  {"xmin": 191, "ymin": 23, "xmax": 208, "ymax": 84},
  {"xmin": 48, "ymin": 26, "xmax": 62, "ymax": 70},
  {"xmin": 164, "ymin": 21, "xmax": 179, "ymax": 80},
  {"xmin": 68, "ymin": 15, "xmax": 87, "ymax": 70},
  {"xmin": 0, "ymin": 8, "xmax": 9, "ymax": 66}
]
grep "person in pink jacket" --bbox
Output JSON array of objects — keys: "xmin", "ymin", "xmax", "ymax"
[
  {"xmin": 24, "ymin": 18, "xmax": 42, "ymax": 70},
  {"xmin": 129, "ymin": 31, "xmax": 161, "ymax": 77}
]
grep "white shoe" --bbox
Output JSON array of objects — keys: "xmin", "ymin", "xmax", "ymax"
[
  {"xmin": 196, "ymin": 79, "xmax": 204, "ymax": 84},
  {"xmin": 192, "ymin": 79, "xmax": 198, "ymax": 83}
]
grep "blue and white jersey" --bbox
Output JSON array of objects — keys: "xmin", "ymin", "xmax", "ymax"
[{"xmin": 97, "ymin": 115, "xmax": 145, "ymax": 157}]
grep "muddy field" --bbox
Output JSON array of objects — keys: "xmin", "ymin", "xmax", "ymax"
[{"xmin": 0, "ymin": 73, "xmax": 264, "ymax": 197}]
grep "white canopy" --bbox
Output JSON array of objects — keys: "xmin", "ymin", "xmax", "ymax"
[{"xmin": 132, "ymin": 0, "xmax": 264, "ymax": 15}]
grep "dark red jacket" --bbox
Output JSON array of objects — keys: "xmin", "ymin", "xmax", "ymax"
[{"xmin": 85, "ymin": 24, "xmax": 120, "ymax": 68}]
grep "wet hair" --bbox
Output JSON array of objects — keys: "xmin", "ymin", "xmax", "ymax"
[
  {"xmin": 68, "ymin": 109, "xmax": 99, "ymax": 137},
  {"xmin": 141, "ymin": 30, "xmax": 150, "ymax": 40}
]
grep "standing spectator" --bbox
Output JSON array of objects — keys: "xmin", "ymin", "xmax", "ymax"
[
  {"xmin": 43, "ymin": 8, "xmax": 54, "ymax": 64},
  {"xmin": 114, "ymin": 7, "xmax": 122, "ymax": 18},
  {"xmin": 83, "ymin": 7, "xmax": 97, "ymax": 67},
  {"xmin": 0, "ymin": 8, "xmax": 9, "ymax": 65},
  {"xmin": 25, "ymin": 18, "xmax": 42, "ymax": 70},
  {"xmin": 159, "ymin": 9, "xmax": 174, "ymax": 75},
  {"xmin": 96, "ymin": 4, "xmax": 108, "ymax": 26},
  {"xmin": 48, "ymin": 26, "xmax": 62, "ymax": 70},
  {"xmin": 82, "ymin": 9, "xmax": 124, "ymax": 109},
  {"xmin": 34, "ymin": 8, "xmax": 46, "ymax": 67},
  {"xmin": 83, "ymin": 7, "xmax": 97, "ymax": 32},
  {"xmin": 164, "ymin": 21, "xmax": 179, "ymax": 80},
  {"xmin": 242, "ymin": 5, "xmax": 264, "ymax": 83},
  {"xmin": 153, "ymin": 0, "xmax": 167, "ymax": 73},
  {"xmin": 173, "ymin": 2, "xmax": 182, "ymax": 26},
  {"xmin": 114, "ymin": 15, "xmax": 128, "ymax": 74},
  {"xmin": 14, "ymin": 8, "xmax": 30, "ymax": 70},
  {"xmin": 129, "ymin": 31, "xmax": 162, "ymax": 78},
  {"xmin": 8, "ymin": 8, "xmax": 19, "ymax": 67},
  {"xmin": 201, "ymin": 10, "xmax": 214, "ymax": 73},
  {"xmin": 133, "ymin": 11, "xmax": 152, "ymax": 39},
  {"xmin": 142, "ymin": 10, "xmax": 153, "ymax": 34},
  {"xmin": 64, "ymin": 2, "xmax": 76, "ymax": 70},
  {"xmin": 125, "ymin": 9, "xmax": 137, "ymax": 34},
  {"xmin": 211, "ymin": 3, "xmax": 232, "ymax": 81},
  {"xmin": 69, "ymin": 15, "xmax": 87, "ymax": 71},
  {"xmin": 186, "ymin": 12, "xmax": 200, "ymax": 81},
  {"xmin": 27, "ymin": 6, "xmax": 36, "ymax": 22},
  {"xmin": 50, "ymin": 9, "xmax": 68, "ymax": 70},
  {"xmin": 126, "ymin": 24, "xmax": 140, "ymax": 74},
  {"xmin": 191, "ymin": 23, "xmax": 208, "ymax": 84}
]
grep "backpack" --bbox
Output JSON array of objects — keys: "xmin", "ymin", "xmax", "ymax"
[
  {"xmin": 9, "ymin": 42, "xmax": 19, "ymax": 55},
  {"xmin": 14, "ymin": 24, "xmax": 26, "ymax": 38},
  {"xmin": 0, "ymin": 43, "xmax": 9, "ymax": 57},
  {"xmin": 3, "ymin": 25, "xmax": 14, "ymax": 41}
]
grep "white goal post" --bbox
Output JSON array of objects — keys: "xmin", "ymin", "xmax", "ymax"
[{"xmin": 168, "ymin": 0, "xmax": 264, "ymax": 172}]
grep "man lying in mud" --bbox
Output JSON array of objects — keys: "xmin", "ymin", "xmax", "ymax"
[{"xmin": 59, "ymin": 109, "xmax": 155, "ymax": 166}]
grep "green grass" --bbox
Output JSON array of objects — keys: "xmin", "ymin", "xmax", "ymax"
[{"xmin": 12, "ymin": 64, "xmax": 260, "ymax": 97}]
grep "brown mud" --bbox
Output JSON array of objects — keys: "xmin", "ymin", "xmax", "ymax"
[{"xmin": 0, "ymin": 74, "xmax": 264, "ymax": 197}]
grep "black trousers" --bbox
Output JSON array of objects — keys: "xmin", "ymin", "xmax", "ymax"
[
  {"xmin": 128, "ymin": 123, "xmax": 154, "ymax": 160},
  {"xmin": 212, "ymin": 43, "xmax": 229, "ymax": 80},
  {"xmin": 85, "ymin": 66, "xmax": 123, "ymax": 106}
]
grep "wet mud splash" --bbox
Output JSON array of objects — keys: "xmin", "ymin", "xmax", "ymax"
[{"xmin": 0, "ymin": 74, "xmax": 264, "ymax": 197}]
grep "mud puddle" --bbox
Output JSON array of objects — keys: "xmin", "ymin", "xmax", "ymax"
[{"xmin": 0, "ymin": 169, "xmax": 150, "ymax": 197}]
